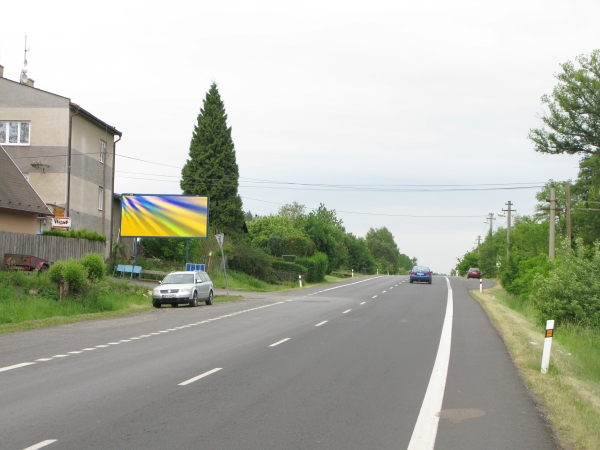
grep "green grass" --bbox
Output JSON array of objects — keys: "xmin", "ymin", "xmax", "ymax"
[
  {"xmin": 492, "ymin": 287, "xmax": 600, "ymax": 383},
  {"xmin": 0, "ymin": 268, "xmax": 368, "ymax": 333},
  {"xmin": 473, "ymin": 283, "xmax": 600, "ymax": 449}
]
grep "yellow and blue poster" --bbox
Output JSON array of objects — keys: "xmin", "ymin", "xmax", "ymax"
[{"xmin": 120, "ymin": 195, "xmax": 209, "ymax": 238}]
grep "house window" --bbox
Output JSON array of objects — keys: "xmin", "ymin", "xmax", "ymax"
[
  {"xmin": 98, "ymin": 186, "xmax": 104, "ymax": 211},
  {"xmin": 0, "ymin": 121, "xmax": 30, "ymax": 145},
  {"xmin": 100, "ymin": 140, "xmax": 106, "ymax": 163}
]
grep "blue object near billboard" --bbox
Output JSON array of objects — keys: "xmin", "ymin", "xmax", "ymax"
[{"xmin": 186, "ymin": 263, "xmax": 206, "ymax": 272}]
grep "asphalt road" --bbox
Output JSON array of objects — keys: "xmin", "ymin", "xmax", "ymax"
[{"xmin": 0, "ymin": 276, "xmax": 557, "ymax": 450}]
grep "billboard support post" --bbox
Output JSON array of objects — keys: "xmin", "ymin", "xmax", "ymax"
[
  {"xmin": 133, "ymin": 238, "xmax": 138, "ymax": 266},
  {"xmin": 186, "ymin": 239, "xmax": 189, "ymax": 265},
  {"xmin": 216, "ymin": 233, "xmax": 229, "ymax": 295}
]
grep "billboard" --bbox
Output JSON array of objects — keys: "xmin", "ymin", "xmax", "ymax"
[{"xmin": 120, "ymin": 195, "xmax": 209, "ymax": 238}]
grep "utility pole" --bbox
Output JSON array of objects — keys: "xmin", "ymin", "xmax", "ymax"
[
  {"xmin": 549, "ymin": 187, "xmax": 556, "ymax": 259},
  {"xmin": 565, "ymin": 181, "xmax": 571, "ymax": 244},
  {"xmin": 484, "ymin": 213, "xmax": 495, "ymax": 238},
  {"xmin": 475, "ymin": 236, "xmax": 482, "ymax": 253},
  {"xmin": 502, "ymin": 201, "xmax": 515, "ymax": 259}
]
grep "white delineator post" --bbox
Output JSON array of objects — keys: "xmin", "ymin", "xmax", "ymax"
[
  {"xmin": 299, "ymin": 275, "xmax": 302, "ymax": 288},
  {"xmin": 541, "ymin": 320, "xmax": 555, "ymax": 374},
  {"xmin": 479, "ymin": 279, "xmax": 482, "ymax": 293},
  {"xmin": 351, "ymin": 269, "xmax": 354, "ymax": 278}
]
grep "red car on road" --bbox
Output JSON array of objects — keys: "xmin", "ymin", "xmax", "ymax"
[{"xmin": 467, "ymin": 268, "xmax": 481, "ymax": 279}]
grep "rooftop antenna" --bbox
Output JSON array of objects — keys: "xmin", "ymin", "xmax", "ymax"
[{"xmin": 20, "ymin": 36, "xmax": 29, "ymax": 84}]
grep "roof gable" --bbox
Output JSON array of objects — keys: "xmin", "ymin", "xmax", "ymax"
[{"xmin": 0, "ymin": 146, "xmax": 53, "ymax": 216}]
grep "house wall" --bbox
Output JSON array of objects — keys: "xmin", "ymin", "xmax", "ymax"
[
  {"xmin": 0, "ymin": 209, "xmax": 38, "ymax": 234},
  {"xmin": 70, "ymin": 114, "xmax": 115, "ymax": 237},
  {"xmin": 1, "ymin": 79, "xmax": 117, "ymax": 243},
  {"xmin": 0, "ymin": 79, "xmax": 70, "ymax": 213}
]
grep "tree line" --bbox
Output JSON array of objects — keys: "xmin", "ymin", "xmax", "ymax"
[{"xmin": 456, "ymin": 50, "xmax": 600, "ymax": 328}]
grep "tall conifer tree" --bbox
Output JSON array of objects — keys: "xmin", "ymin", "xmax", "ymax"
[{"xmin": 181, "ymin": 83, "xmax": 245, "ymax": 235}]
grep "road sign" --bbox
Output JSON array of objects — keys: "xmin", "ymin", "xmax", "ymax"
[
  {"xmin": 51, "ymin": 217, "xmax": 71, "ymax": 229},
  {"xmin": 216, "ymin": 233, "xmax": 224, "ymax": 248}
]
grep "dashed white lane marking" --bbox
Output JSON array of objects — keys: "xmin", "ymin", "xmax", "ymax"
[
  {"xmin": 269, "ymin": 338, "xmax": 291, "ymax": 347},
  {"xmin": 0, "ymin": 362, "xmax": 36, "ymax": 373},
  {"xmin": 390, "ymin": 287, "xmax": 394, "ymax": 289},
  {"xmin": 343, "ymin": 309, "xmax": 352, "ymax": 314},
  {"xmin": 360, "ymin": 302, "xmax": 366, "ymax": 305},
  {"xmin": 179, "ymin": 367, "xmax": 223, "ymax": 386},
  {"xmin": 315, "ymin": 321, "xmax": 328, "ymax": 327},
  {"xmin": 372, "ymin": 295, "xmax": 378, "ymax": 298},
  {"xmin": 4, "ymin": 283, "xmax": 377, "ymax": 374},
  {"xmin": 382, "ymin": 291, "xmax": 387, "ymax": 293},
  {"xmin": 23, "ymin": 439, "xmax": 57, "ymax": 450},
  {"xmin": 407, "ymin": 277, "xmax": 454, "ymax": 450}
]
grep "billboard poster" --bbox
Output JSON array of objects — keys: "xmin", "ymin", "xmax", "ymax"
[{"xmin": 120, "ymin": 194, "xmax": 209, "ymax": 238}]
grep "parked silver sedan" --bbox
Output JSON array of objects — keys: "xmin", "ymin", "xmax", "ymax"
[{"xmin": 152, "ymin": 271, "xmax": 214, "ymax": 308}]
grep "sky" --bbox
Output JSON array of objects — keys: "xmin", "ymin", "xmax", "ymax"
[{"xmin": 1, "ymin": 0, "xmax": 597, "ymax": 274}]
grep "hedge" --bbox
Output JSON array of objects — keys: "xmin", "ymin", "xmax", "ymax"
[
  {"xmin": 42, "ymin": 229, "xmax": 107, "ymax": 243},
  {"xmin": 296, "ymin": 252, "xmax": 328, "ymax": 282}
]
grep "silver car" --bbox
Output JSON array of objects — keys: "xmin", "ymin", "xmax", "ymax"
[{"xmin": 152, "ymin": 271, "xmax": 214, "ymax": 308}]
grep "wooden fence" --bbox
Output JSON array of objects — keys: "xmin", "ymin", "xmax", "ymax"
[{"xmin": 0, "ymin": 231, "xmax": 106, "ymax": 267}]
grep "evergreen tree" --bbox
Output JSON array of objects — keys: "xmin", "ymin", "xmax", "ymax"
[{"xmin": 181, "ymin": 83, "xmax": 245, "ymax": 236}]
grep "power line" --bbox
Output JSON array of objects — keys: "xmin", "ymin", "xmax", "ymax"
[{"xmin": 241, "ymin": 196, "xmax": 485, "ymax": 218}]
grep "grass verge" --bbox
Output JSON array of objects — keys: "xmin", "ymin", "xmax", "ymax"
[{"xmin": 472, "ymin": 283, "xmax": 600, "ymax": 450}]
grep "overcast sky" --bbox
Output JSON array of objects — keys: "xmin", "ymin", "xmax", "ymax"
[{"xmin": 2, "ymin": 0, "xmax": 596, "ymax": 273}]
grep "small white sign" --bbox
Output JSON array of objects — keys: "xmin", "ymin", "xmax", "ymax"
[
  {"xmin": 216, "ymin": 233, "xmax": 224, "ymax": 248},
  {"xmin": 51, "ymin": 217, "xmax": 71, "ymax": 229}
]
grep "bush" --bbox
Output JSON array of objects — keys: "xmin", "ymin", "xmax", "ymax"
[
  {"xmin": 530, "ymin": 239, "xmax": 600, "ymax": 327},
  {"xmin": 296, "ymin": 252, "xmax": 328, "ymax": 282},
  {"xmin": 271, "ymin": 260, "xmax": 308, "ymax": 275},
  {"xmin": 42, "ymin": 229, "xmax": 106, "ymax": 243},
  {"xmin": 228, "ymin": 241, "xmax": 272, "ymax": 280},
  {"xmin": 267, "ymin": 235, "xmax": 283, "ymax": 256},
  {"xmin": 79, "ymin": 253, "xmax": 106, "ymax": 282},
  {"xmin": 47, "ymin": 259, "xmax": 88, "ymax": 295},
  {"xmin": 280, "ymin": 236, "xmax": 316, "ymax": 257}
]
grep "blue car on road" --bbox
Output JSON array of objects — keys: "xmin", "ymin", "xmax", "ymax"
[{"xmin": 410, "ymin": 266, "xmax": 432, "ymax": 284}]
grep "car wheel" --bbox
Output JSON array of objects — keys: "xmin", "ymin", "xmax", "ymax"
[
  {"xmin": 153, "ymin": 300, "xmax": 161, "ymax": 308},
  {"xmin": 190, "ymin": 291, "xmax": 198, "ymax": 307},
  {"xmin": 428, "ymin": 279, "xmax": 432, "ymax": 284},
  {"xmin": 409, "ymin": 279, "xmax": 413, "ymax": 283},
  {"xmin": 205, "ymin": 290, "xmax": 213, "ymax": 306},
  {"xmin": 38, "ymin": 265, "xmax": 48, "ymax": 273},
  {"xmin": 171, "ymin": 303, "xmax": 178, "ymax": 308}
]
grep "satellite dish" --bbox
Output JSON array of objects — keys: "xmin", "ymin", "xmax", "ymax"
[{"xmin": 20, "ymin": 70, "xmax": 28, "ymax": 84}]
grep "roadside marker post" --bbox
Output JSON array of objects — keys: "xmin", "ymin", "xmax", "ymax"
[
  {"xmin": 541, "ymin": 320, "xmax": 555, "ymax": 374},
  {"xmin": 352, "ymin": 269, "xmax": 354, "ymax": 278},
  {"xmin": 299, "ymin": 275, "xmax": 302, "ymax": 288},
  {"xmin": 479, "ymin": 279, "xmax": 482, "ymax": 293}
]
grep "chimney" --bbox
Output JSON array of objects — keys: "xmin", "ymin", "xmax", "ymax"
[
  {"xmin": 26, "ymin": 78, "xmax": 35, "ymax": 87},
  {"xmin": 0, "ymin": 65, "xmax": 4, "ymax": 78}
]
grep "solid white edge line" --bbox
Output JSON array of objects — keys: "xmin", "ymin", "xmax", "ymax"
[
  {"xmin": 23, "ymin": 439, "xmax": 57, "ymax": 450},
  {"xmin": 407, "ymin": 277, "xmax": 454, "ymax": 450},
  {"xmin": 179, "ymin": 368, "xmax": 222, "ymax": 386},
  {"xmin": 0, "ymin": 362, "xmax": 35, "ymax": 373},
  {"xmin": 269, "ymin": 338, "xmax": 291, "ymax": 347},
  {"xmin": 315, "ymin": 321, "xmax": 328, "ymax": 327}
]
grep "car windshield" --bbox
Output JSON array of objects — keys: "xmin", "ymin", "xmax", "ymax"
[{"xmin": 162, "ymin": 274, "xmax": 194, "ymax": 284}]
